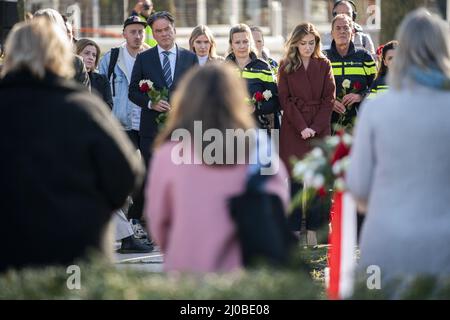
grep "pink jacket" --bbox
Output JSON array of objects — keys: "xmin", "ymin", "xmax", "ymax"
[{"xmin": 145, "ymin": 142, "xmax": 290, "ymax": 273}]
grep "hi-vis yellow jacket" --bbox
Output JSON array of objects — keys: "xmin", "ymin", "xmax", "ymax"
[
  {"xmin": 324, "ymin": 41, "xmax": 377, "ymax": 125},
  {"xmin": 368, "ymin": 74, "xmax": 389, "ymax": 99}
]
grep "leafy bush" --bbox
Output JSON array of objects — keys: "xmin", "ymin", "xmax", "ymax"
[
  {"xmin": 352, "ymin": 275, "xmax": 450, "ymax": 300},
  {"xmin": 0, "ymin": 248, "xmax": 325, "ymax": 300}
]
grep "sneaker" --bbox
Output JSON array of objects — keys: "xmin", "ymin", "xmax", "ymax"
[
  {"xmin": 130, "ymin": 219, "xmax": 148, "ymax": 239},
  {"xmin": 117, "ymin": 236, "xmax": 153, "ymax": 254}
]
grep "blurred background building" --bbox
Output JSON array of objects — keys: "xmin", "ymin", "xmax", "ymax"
[{"xmin": 2, "ymin": 0, "xmax": 449, "ymax": 60}]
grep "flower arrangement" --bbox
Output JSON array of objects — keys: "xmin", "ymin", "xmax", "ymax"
[
  {"xmin": 139, "ymin": 80, "xmax": 169, "ymax": 128},
  {"xmin": 250, "ymin": 90, "xmax": 272, "ymax": 110},
  {"xmin": 290, "ymin": 130, "xmax": 353, "ymax": 209},
  {"xmin": 334, "ymin": 79, "xmax": 362, "ymax": 134},
  {"xmin": 250, "ymin": 90, "xmax": 274, "ymax": 129}
]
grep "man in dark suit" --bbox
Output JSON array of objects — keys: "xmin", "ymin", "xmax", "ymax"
[{"xmin": 128, "ymin": 11, "xmax": 198, "ymax": 226}]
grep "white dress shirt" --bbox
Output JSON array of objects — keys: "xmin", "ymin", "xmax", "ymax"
[
  {"xmin": 158, "ymin": 44, "xmax": 177, "ymax": 81},
  {"xmin": 148, "ymin": 44, "xmax": 177, "ymax": 110}
]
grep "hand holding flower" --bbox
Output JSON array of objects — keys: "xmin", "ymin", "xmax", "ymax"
[
  {"xmin": 152, "ymin": 100, "xmax": 171, "ymax": 112},
  {"xmin": 333, "ymin": 100, "xmax": 346, "ymax": 114},
  {"xmin": 341, "ymin": 93, "xmax": 362, "ymax": 107},
  {"xmin": 139, "ymin": 79, "xmax": 170, "ymax": 128}
]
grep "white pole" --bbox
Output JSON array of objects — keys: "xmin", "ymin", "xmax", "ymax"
[
  {"xmin": 447, "ymin": 0, "xmax": 450, "ymax": 24},
  {"xmin": 92, "ymin": 0, "xmax": 99, "ymax": 38},
  {"xmin": 230, "ymin": 0, "xmax": 239, "ymax": 26},
  {"xmin": 197, "ymin": 0, "xmax": 206, "ymax": 25},
  {"xmin": 271, "ymin": 1, "xmax": 282, "ymax": 37}
]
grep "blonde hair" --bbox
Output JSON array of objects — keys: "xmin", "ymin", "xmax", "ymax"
[
  {"xmin": 189, "ymin": 25, "xmax": 219, "ymax": 59},
  {"xmin": 390, "ymin": 8, "xmax": 450, "ymax": 90},
  {"xmin": 282, "ymin": 22, "xmax": 324, "ymax": 74},
  {"xmin": 228, "ymin": 23, "xmax": 257, "ymax": 56},
  {"xmin": 154, "ymin": 63, "xmax": 255, "ymax": 164},
  {"xmin": 75, "ymin": 38, "xmax": 101, "ymax": 69},
  {"xmin": 1, "ymin": 18, "xmax": 74, "ymax": 79},
  {"xmin": 33, "ymin": 8, "xmax": 67, "ymax": 35}
]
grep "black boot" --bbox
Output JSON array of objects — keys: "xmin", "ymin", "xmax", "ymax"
[{"xmin": 117, "ymin": 236, "xmax": 153, "ymax": 254}]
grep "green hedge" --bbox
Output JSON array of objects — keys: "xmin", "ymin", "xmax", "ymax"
[
  {"xmin": 3, "ymin": 246, "xmax": 450, "ymax": 299},
  {"xmin": 0, "ymin": 248, "xmax": 326, "ymax": 300}
]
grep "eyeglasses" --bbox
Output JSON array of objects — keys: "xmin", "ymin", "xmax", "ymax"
[{"xmin": 143, "ymin": 4, "xmax": 151, "ymax": 10}]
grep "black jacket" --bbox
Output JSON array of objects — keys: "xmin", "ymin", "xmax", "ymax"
[
  {"xmin": 90, "ymin": 71, "xmax": 113, "ymax": 109},
  {"xmin": 324, "ymin": 41, "xmax": 377, "ymax": 126},
  {"xmin": 0, "ymin": 70, "xmax": 144, "ymax": 272},
  {"xmin": 226, "ymin": 52, "xmax": 280, "ymax": 129},
  {"xmin": 73, "ymin": 55, "xmax": 91, "ymax": 88},
  {"xmin": 129, "ymin": 45, "xmax": 198, "ymax": 139}
]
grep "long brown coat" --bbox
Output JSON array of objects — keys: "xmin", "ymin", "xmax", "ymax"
[{"xmin": 278, "ymin": 57, "xmax": 336, "ymax": 176}]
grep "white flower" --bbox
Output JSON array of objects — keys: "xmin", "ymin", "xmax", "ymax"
[
  {"xmin": 139, "ymin": 79, "xmax": 153, "ymax": 89},
  {"xmin": 342, "ymin": 79, "xmax": 351, "ymax": 89},
  {"xmin": 303, "ymin": 170, "xmax": 315, "ymax": 186},
  {"xmin": 312, "ymin": 174, "xmax": 325, "ymax": 189},
  {"xmin": 311, "ymin": 147, "xmax": 324, "ymax": 159},
  {"xmin": 326, "ymin": 136, "xmax": 340, "ymax": 147},
  {"xmin": 293, "ymin": 162, "xmax": 307, "ymax": 177},
  {"xmin": 342, "ymin": 133, "xmax": 353, "ymax": 146},
  {"xmin": 340, "ymin": 157, "xmax": 351, "ymax": 171},
  {"xmin": 262, "ymin": 90, "xmax": 273, "ymax": 101},
  {"xmin": 334, "ymin": 177, "xmax": 346, "ymax": 191},
  {"xmin": 332, "ymin": 161, "xmax": 342, "ymax": 175}
]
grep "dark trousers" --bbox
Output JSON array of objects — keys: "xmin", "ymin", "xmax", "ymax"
[
  {"xmin": 357, "ymin": 212, "xmax": 365, "ymax": 243},
  {"xmin": 127, "ymin": 135, "xmax": 153, "ymax": 221},
  {"xmin": 126, "ymin": 130, "xmax": 140, "ymax": 150},
  {"xmin": 288, "ymin": 182, "xmax": 330, "ymax": 232}
]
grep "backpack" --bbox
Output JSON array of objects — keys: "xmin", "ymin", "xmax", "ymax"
[
  {"xmin": 107, "ymin": 47, "xmax": 120, "ymax": 97},
  {"xmin": 228, "ymin": 164, "xmax": 296, "ymax": 268}
]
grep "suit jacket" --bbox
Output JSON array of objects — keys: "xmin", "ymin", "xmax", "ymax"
[
  {"xmin": 278, "ymin": 57, "xmax": 336, "ymax": 175},
  {"xmin": 129, "ymin": 45, "xmax": 198, "ymax": 139}
]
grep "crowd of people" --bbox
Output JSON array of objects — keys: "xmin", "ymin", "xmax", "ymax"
[{"xmin": 1, "ymin": 0, "xmax": 450, "ymax": 289}]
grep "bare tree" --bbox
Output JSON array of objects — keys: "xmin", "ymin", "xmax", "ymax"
[
  {"xmin": 380, "ymin": 0, "xmax": 446, "ymax": 43},
  {"xmin": 153, "ymin": 0, "xmax": 175, "ymax": 14}
]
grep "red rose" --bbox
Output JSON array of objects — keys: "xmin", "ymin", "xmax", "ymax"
[
  {"xmin": 140, "ymin": 83, "xmax": 150, "ymax": 93},
  {"xmin": 353, "ymin": 81, "xmax": 363, "ymax": 91},
  {"xmin": 254, "ymin": 91, "xmax": 264, "ymax": 102},
  {"xmin": 331, "ymin": 141, "xmax": 350, "ymax": 165},
  {"xmin": 317, "ymin": 187, "xmax": 327, "ymax": 198}
]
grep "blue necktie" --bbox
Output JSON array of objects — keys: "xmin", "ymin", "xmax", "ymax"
[{"xmin": 162, "ymin": 51, "xmax": 173, "ymax": 88}]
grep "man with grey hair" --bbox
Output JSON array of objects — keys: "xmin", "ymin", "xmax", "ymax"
[
  {"xmin": 322, "ymin": 1, "xmax": 375, "ymax": 57},
  {"xmin": 33, "ymin": 8, "xmax": 90, "ymax": 88}
]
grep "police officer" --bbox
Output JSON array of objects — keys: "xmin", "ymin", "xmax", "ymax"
[
  {"xmin": 131, "ymin": 0, "xmax": 157, "ymax": 47},
  {"xmin": 324, "ymin": 14, "xmax": 377, "ymax": 129},
  {"xmin": 368, "ymin": 41, "xmax": 398, "ymax": 99},
  {"xmin": 226, "ymin": 24, "xmax": 280, "ymax": 130}
]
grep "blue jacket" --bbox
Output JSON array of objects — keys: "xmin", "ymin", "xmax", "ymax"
[{"xmin": 99, "ymin": 45, "xmax": 141, "ymax": 131}]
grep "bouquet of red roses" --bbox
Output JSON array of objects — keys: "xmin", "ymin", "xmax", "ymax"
[{"xmin": 139, "ymin": 80, "xmax": 169, "ymax": 128}]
